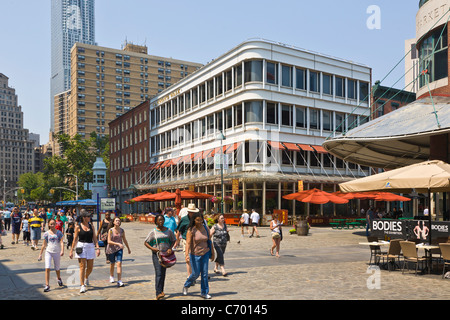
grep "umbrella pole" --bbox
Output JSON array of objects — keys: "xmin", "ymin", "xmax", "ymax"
[{"xmin": 428, "ymin": 188, "xmax": 432, "ymax": 244}]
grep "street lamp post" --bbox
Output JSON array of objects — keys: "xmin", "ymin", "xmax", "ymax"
[
  {"xmin": 3, "ymin": 177, "xmax": 6, "ymax": 206},
  {"xmin": 216, "ymin": 131, "xmax": 225, "ymax": 214}
]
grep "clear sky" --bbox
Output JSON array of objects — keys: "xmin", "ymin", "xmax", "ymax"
[{"xmin": 0, "ymin": 0, "xmax": 419, "ymax": 144}]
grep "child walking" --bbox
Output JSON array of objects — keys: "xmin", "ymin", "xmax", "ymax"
[{"xmin": 38, "ymin": 219, "xmax": 64, "ymax": 292}]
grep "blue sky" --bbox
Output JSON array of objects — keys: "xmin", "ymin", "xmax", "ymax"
[{"xmin": 0, "ymin": 0, "xmax": 418, "ymax": 144}]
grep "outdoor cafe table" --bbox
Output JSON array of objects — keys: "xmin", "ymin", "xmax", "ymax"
[{"xmin": 359, "ymin": 241, "xmax": 440, "ymax": 274}]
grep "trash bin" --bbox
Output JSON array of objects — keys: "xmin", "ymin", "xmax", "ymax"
[{"xmin": 296, "ymin": 220, "xmax": 308, "ymax": 236}]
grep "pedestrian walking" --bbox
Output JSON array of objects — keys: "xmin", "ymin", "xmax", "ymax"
[
  {"xmin": 240, "ymin": 209, "xmax": 250, "ymax": 237},
  {"xmin": 175, "ymin": 203, "xmax": 197, "ymax": 279},
  {"xmin": 69, "ymin": 209, "xmax": 101, "ymax": 293},
  {"xmin": 55, "ymin": 214, "xmax": 64, "ymax": 234},
  {"xmin": 0, "ymin": 211, "xmax": 5, "ymax": 249},
  {"xmin": 38, "ymin": 218, "xmax": 64, "ymax": 292},
  {"xmin": 249, "ymin": 209, "xmax": 260, "ymax": 238},
  {"xmin": 366, "ymin": 206, "xmax": 375, "ymax": 236},
  {"xmin": 270, "ymin": 213, "xmax": 283, "ymax": 258},
  {"xmin": 29, "ymin": 209, "xmax": 44, "ymax": 250},
  {"xmin": 106, "ymin": 217, "xmax": 131, "ymax": 287},
  {"xmin": 210, "ymin": 214, "xmax": 229, "ymax": 276},
  {"xmin": 144, "ymin": 214, "xmax": 176, "ymax": 300},
  {"xmin": 98, "ymin": 211, "xmax": 112, "ymax": 263},
  {"xmin": 20, "ymin": 212, "xmax": 31, "ymax": 246},
  {"xmin": 163, "ymin": 208, "xmax": 178, "ymax": 232},
  {"xmin": 10, "ymin": 207, "xmax": 22, "ymax": 245},
  {"xmin": 39, "ymin": 208, "xmax": 47, "ymax": 231},
  {"xmin": 66, "ymin": 222, "xmax": 74, "ymax": 250},
  {"xmin": 182, "ymin": 210, "xmax": 215, "ymax": 299},
  {"xmin": 3, "ymin": 208, "xmax": 11, "ymax": 231}
]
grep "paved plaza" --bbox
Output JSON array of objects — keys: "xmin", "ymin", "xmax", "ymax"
[{"xmin": 1, "ymin": 220, "xmax": 450, "ymax": 301}]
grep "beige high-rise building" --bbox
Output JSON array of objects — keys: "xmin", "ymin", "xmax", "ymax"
[{"xmin": 58, "ymin": 42, "xmax": 203, "ymax": 140}]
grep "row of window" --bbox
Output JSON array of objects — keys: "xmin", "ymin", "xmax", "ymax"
[
  {"xmin": 150, "ymin": 100, "xmax": 367, "ymax": 155},
  {"xmin": 151, "ymin": 59, "xmax": 370, "ymax": 128}
]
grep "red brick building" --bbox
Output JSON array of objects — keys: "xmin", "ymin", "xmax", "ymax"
[{"xmin": 109, "ymin": 100, "xmax": 150, "ymax": 212}]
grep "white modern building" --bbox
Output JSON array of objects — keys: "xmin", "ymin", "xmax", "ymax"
[{"xmin": 139, "ymin": 39, "xmax": 372, "ymax": 218}]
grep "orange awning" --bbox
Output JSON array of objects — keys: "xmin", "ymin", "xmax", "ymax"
[
  {"xmin": 225, "ymin": 142, "xmax": 241, "ymax": 154},
  {"xmin": 154, "ymin": 162, "xmax": 163, "ymax": 170},
  {"xmin": 172, "ymin": 157, "xmax": 182, "ymax": 165},
  {"xmin": 282, "ymin": 142, "xmax": 300, "ymax": 152},
  {"xmin": 181, "ymin": 155, "xmax": 192, "ymax": 163},
  {"xmin": 192, "ymin": 152, "xmax": 203, "ymax": 161},
  {"xmin": 202, "ymin": 149, "xmax": 213, "ymax": 159},
  {"xmin": 210, "ymin": 147, "xmax": 221, "ymax": 157},
  {"xmin": 268, "ymin": 141, "xmax": 285, "ymax": 150},
  {"xmin": 161, "ymin": 160, "xmax": 172, "ymax": 168},
  {"xmin": 312, "ymin": 145, "xmax": 328, "ymax": 154},
  {"xmin": 297, "ymin": 144, "xmax": 315, "ymax": 152}
]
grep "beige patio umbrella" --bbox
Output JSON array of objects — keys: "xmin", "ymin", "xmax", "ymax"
[
  {"xmin": 339, "ymin": 160, "xmax": 450, "ymax": 242},
  {"xmin": 339, "ymin": 160, "xmax": 450, "ymax": 194}
]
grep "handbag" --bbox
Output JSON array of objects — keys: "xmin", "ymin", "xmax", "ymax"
[
  {"xmin": 225, "ymin": 224, "xmax": 230, "ymax": 242},
  {"xmin": 154, "ymin": 229, "xmax": 176, "ymax": 268},
  {"xmin": 272, "ymin": 232, "xmax": 281, "ymax": 239}
]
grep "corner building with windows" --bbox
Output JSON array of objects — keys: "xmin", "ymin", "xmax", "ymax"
[{"xmin": 139, "ymin": 39, "xmax": 372, "ymax": 219}]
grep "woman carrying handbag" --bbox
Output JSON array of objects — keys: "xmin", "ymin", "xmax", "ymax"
[
  {"xmin": 144, "ymin": 214, "xmax": 176, "ymax": 300},
  {"xmin": 182, "ymin": 210, "xmax": 215, "ymax": 299}
]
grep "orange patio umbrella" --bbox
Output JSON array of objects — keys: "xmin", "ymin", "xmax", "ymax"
[
  {"xmin": 332, "ymin": 191, "xmax": 377, "ymax": 200},
  {"xmin": 371, "ymin": 192, "xmax": 411, "ymax": 202},
  {"xmin": 283, "ymin": 189, "xmax": 349, "ymax": 204}
]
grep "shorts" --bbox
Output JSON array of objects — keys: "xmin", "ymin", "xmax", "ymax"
[
  {"xmin": 45, "ymin": 251, "xmax": 61, "ymax": 270},
  {"xmin": 242, "ymin": 223, "xmax": 249, "ymax": 227},
  {"xmin": 31, "ymin": 227, "xmax": 41, "ymax": 240},
  {"xmin": 252, "ymin": 222, "xmax": 259, "ymax": 226},
  {"xmin": 11, "ymin": 223, "xmax": 21, "ymax": 235},
  {"xmin": 75, "ymin": 242, "xmax": 96, "ymax": 260},
  {"xmin": 181, "ymin": 238, "xmax": 187, "ymax": 253},
  {"xmin": 108, "ymin": 249, "xmax": 123, "ymax": 263}
]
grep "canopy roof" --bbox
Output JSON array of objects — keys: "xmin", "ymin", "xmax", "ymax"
[{"xmin": 323, "ymin": 97, "xmax": 450, "ymax": 169}]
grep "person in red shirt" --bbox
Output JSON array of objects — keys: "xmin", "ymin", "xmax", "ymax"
[{"xmin": 55, "ymin": 215, "xmax": 64, "ymax": 234}]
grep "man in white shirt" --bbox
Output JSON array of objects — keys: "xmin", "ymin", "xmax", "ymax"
[
  {"xmin": 240, "ymin": 209, "xmax": 250, "ymax": 237},
  {"xmin": 249, "ymin": 209, "xmax": 260, "ymax": 238},
  {"xmin": 423, "ymin": 206, "xmax": 429, "ymax": 216}
]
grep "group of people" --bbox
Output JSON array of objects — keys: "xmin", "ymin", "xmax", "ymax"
[
  {"xmin": 0, "ymin": 207, "xmax": 77, "ymax": 251},
  {"xmin": 0, "ymin": 203, "xmax": 284, "ymax": 300}
]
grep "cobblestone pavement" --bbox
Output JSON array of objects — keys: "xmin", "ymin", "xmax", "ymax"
[{"xmin": 1, "ymin": 221, "xmax": 450, "ymax": 301}]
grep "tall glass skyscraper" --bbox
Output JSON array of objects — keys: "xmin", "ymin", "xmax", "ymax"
[{"xmin": 51, "ymin": 0, "xmax": 96, "ymax": 132}]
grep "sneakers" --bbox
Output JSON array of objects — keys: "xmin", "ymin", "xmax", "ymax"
[
  {"xmin": 80, "ymin": 285, "xmax": 86, "ymax": 293},
  {"xmin": 84, "ymin": 278, "xmax": 89, "ymax": 286},
  {"xmin": 117, "ymin": 280, "xmax": 124, "ymax": 287},
  {"xmin": 57, "ymin": 278, "xmax": 63, "ymax": 287},
  {"xmin": 182, "ymin": 286, "xmax": 188, "ymax": 296},
  {"xmin": 109, "ymin": 276, "xmax": 115, "ymax": 283},
  {"xmin": 201, "ymin": 294, "xmax": 212, "ymax": 299},
  {"xmin": 44, "ymin": 285, "xmax": 50, "ymax": 292}
]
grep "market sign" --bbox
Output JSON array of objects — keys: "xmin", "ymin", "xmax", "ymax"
[
  {"xmin": 232, "ymin": 179, "xmax": 239, "ymax": 195},
  {"xmin": 101, "ymin": 198, "xmax": 116, "ymax": 211},
  {"xmin": 370, "ymin": 219, "xmax": 450, "ymax": 242}
]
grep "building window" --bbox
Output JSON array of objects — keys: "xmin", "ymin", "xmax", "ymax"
[
  {"xmin": 309, "ymin": 71, "xmax": 320, "ymax": 92},
  {"xmin": 309, "ymin": 109, "xmax": 320, "ymax": 130},
  {"xmin": 244, "ymin": 101, "xmax": 263, "ymax": 123},
  {"xmin": 347, "ymin": 79, "xmax": 357, "ymax": 99},
  {"xmin": 323, "ymin": 74, "xmax": 333, "ymax": 95},
  {"xmin": 281, "ymin": 65, "xmax": 293, "ymax": 87},
  {"xmin": 335, "ymin": 113, "xmax": 345, "ymax": 132},
  {"xmin": 335, "ymin": 76, "xmax": 345, "ymax": 97},
  {"xmin": 244, "ymin": 60, "xmax": 263, "ymax": 83},
  {"xmin": 296, "ymin": 107, "xmax": 306, "ymax": 128},
  {"xmin": 234, "ymin": 64, "xmax": 243, "ymax": 87},
  {"xmin": 323, "ymin": 110, "xmax": 332, "ymax": 131},
  {"xmin": 419, "ymin": 25, "xmax": 448, "ymax": 87},
  {"xmin": 295, "ymin": 68, "xmax": 306, "ymax": 90},
  {"xmin": 235, "ymin": 104, "xmax": 243, "ymax": 126},
  {"xmin": 266, "ymin": 62, "xmax": 278, "ymax": 85},
  {"xmin": 266, "ymin": 102, "xmax": 278, "ymax": 125},
  {"xmin": 360, "ymin": 81, "xmax": 369, "ymax": 101},
  {"xmin": 281, "ymin": 104, "xmax": 292, "ymax": 126}
]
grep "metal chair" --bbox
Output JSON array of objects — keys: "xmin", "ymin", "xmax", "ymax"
[
  {"xmin": 377, "ymin": 239, "xmax": 402, "ymax": 271},
  {"xmin": 400, "ymin": 241, "xmax": 427, "ymax": 276},
  {"xmin": 439, "ymin": 243, "xmax": 450, "ymax": 279},
  {"xmin": 367, "ymin": 236, "xmax": 385, "ymax": 265}
]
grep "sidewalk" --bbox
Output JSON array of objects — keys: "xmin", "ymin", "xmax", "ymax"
[{"xmin": 1, "ymin": 221, "xmax": 450, "ymax": 300}]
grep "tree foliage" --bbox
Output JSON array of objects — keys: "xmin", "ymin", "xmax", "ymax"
[{"xmin": 18, "ymin": 132, "xmax": 110, "ymax": 203}]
